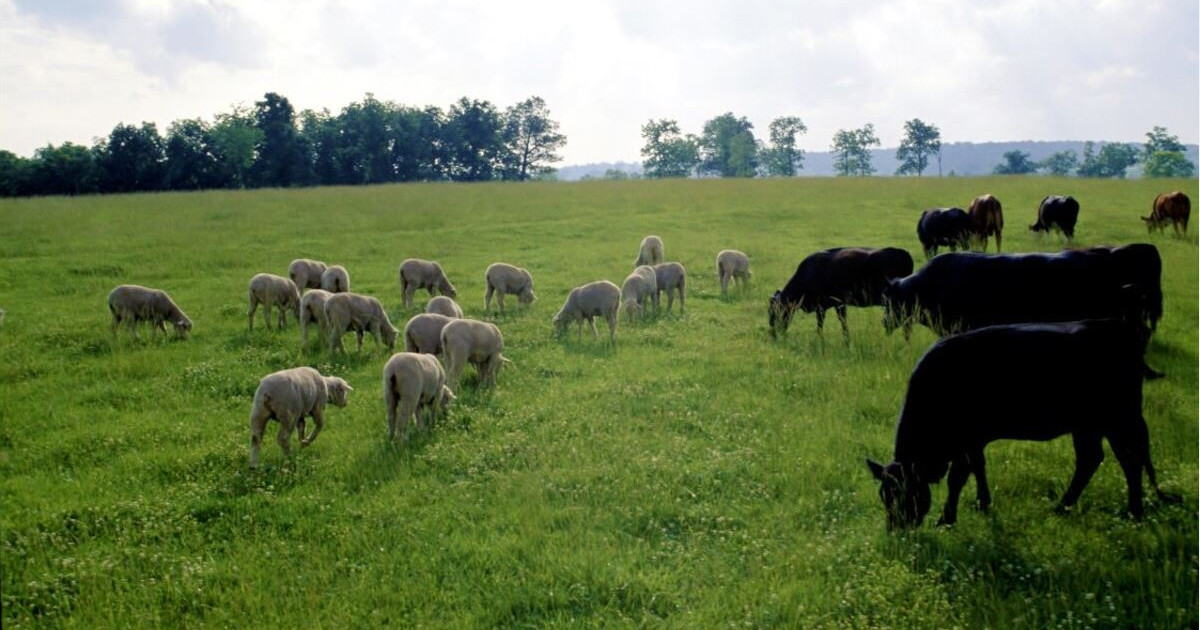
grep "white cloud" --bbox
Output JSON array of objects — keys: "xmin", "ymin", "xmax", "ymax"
[{"xmin": 0, "ymin": 0, "xmax": 1195, "ymax": 164}]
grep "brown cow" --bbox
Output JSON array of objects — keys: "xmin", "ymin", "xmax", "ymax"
[
  {"xmin": 967, "ymin": 194, "xmax": 1004, "ymax": 252},
  {"xmin": 1143, "ymin": 191, "xmax": 1190, "ymax": 236}
]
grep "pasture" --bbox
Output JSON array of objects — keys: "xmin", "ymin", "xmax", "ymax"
[{"xmin": 1, "ymin": 176, "xmax": 1196, "ymax": 628}]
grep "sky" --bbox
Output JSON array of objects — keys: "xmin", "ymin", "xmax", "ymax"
[{"xmin": 1, "ymin": 0, "xmax": 1196, "ymax": 165}]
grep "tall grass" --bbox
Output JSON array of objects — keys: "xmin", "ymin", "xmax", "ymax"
[{"xmin": 1, "ymin": 176, "xmax": 1196, "ymax": 628}]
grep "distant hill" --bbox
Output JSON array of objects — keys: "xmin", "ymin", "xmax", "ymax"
[{"xmin": 555, "ymin": 142, "xmax": 1199, "ymax": 180}]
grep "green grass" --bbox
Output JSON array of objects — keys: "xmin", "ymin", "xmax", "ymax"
[{"xmin": 1, "ymin": 176, "xmax": 1196, "ymax": 628}]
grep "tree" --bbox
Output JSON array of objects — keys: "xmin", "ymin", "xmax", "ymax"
[
  {"xmin": 895, "ymin": 119, "xmax": 942, "ymax": 177},
  {"xmin": 640, "ymin": 119, "xmax": 700, "ymax": 179},
  {"xmin": 337, "ymin": 93, "xmax": 396, "ymax": 185},
  {"xmin": 830, "ymin": 124, "xmax": 880, "ymax": 176},
  {"xmin": 1141, "ymin": 126, "xmax": 1195, "ymax": 177},
  {"xmin": 0, "ymin": 150, "xmax": 31, "ymax": 197},
  {"xmin": 94, "ymin": 122, "xmax": 166, "ymax": 193},
  {"xmin": 698, "ymin": 113, "xmax": 758, "ymax": 178},
  {"xmin": 391, "ymin": 105, "xmax": 444, "ymax": 182},
  {"xmin": 1038, "ymin": 150, "xmax": 1079, "ymax": 177},
  {"xmin": 251, "ymin": 92, "xmax": 307, "ymax": 187},
  {"xmin": 442, "ymin": 97, "xmax": 504, "ymax": 182},
  {"xmin": 992, "ymin": 150, "xmax": 1037, "ymax": 175},
  {"xmin": 1077, "ymin": 141, "xmax": 1137, "ymax": 178},
  {"xmin": 760, "ymin": 116, "xmax": 807, "ymax": 177},
  {"xmin": 210, "ymin": 105, "xmax": 262, "ymax": 189},
  {"xmin": 164, "ymin": 119, "xmax": 223, "ymax": 190},
  {"xmin": 500, "ymin": 96, "xmax": 566, "ymax": 181},
  {"xmin": 27, "ymin": 143, "xmax": 99, "ymax": 196}
]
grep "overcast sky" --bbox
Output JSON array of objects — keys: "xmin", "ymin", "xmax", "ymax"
[{"xmin": 1, "ymin": 0, "xmax": 1196, "ymax": 165}]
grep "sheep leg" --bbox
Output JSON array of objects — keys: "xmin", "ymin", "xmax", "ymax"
[
  {"xmin": 606, "ymin": 310, "xmax": 617, "ymax": 345},
  {"xmin": 248, "ymin": 295, "xmax": 258, "ymax": 331},
  {"xmin": 666, "ymin": 290, "xmax": 675, "ymax": 314},
  {"xmin": 485, "ymin": 285, "xmax": 494, "ymax": 312},
  {"xmin": 720, "ymin": 273, "xmax": 729, "ymax": 297},
  {"xmin": 262, "ymin": 303, "xmax": 273, "ymax": 331},
  {"xmin": 248, "ymin": 405, "xmax": 271, "ymax": 468},
  {"xmin": 355, "ymin": 330, "xmax": 364, "ymax": 352},
  {"xmin": 276, "ymin": 418, "xmax": 295, "ymax": 457},
  {"xmin": 300, "ymin": 316, "xmax": 309, "ymax": 347},
  {"xmin": 445, "ymin": 349, "xmax": 464, "ymax": 392},
  {"xmin": 398, "ymin": 398, "xmax": 417, "ymax": 441},
  {"xmin": 301, "ymin": 408, "xmax": 323, "ymax": 447},
  {"xmin": 277, "ymin": 303, "xmax": 287, "ymax": 329},
  {"xmin": 678, "ymin": 285, "xmax": 685, "ymax": 314},
  {"xmin": 403, "ymin": 283, "xmax": 417, "ymax": 310},
  {"xmin": 588, "ymin": 316, "xmax": 598, "ymax": 339},
  {"xmin": 497, "ymin": 292, "xmax": 506, "ymax": 315},
  {"xmin": 577, "ymin": 319, "xmax": 583, "ymax": 340},
  {"xmin": 836, "ymin": 304, "xmax": 849, "ymax": 338},
  {"xmin": 110, "ymin": 314, "xmax": 120, "ymax": 337},
  {"xmin": 329, "ymin": 327, "xmax": 343, "ymax": 353},
  {"xmin": 371, "ymin": 326, "xmax": 383, "ymax": 351}
]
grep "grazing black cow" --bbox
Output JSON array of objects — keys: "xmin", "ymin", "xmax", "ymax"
[
  {"xmin": 769, "ymin": 247, "xmax": 913, "ymax": 337},
  {"xmin": 917, "ymin": 207, "xmax": 971, "ymax": 258},
  {"xmin": 866, "ymin": 319, "xmax": 1172, "ymax": 530},
  {"xmin": 1030, "ymin": 195, "xmax": 1080, "ymax": 239},
  {"xmin": 1143, "ymin": 191, "xmax": 1191, "ymax": 236},
  {"xmin": 882, "ymin": 245, "xmax": 1164, "ymax": 337}
]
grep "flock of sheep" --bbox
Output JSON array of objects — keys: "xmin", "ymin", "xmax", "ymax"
[{"xmin": 105, "ymin": 238, "xmax": 752, "ymax": 466}]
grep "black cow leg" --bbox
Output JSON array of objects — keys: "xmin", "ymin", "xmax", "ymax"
[
  {"xmin": 971, "ymin": 448, "xmax": 991, "ymax": 512},
  {"xmin": 814, "ymin": 310, "xmax": 825, "ymax": 334},
  {"xmin": 836, "ymin": 305, "xmax": 849, "ymax": 340},
  {"xmin": 938, "ymin": 456, "xmax": 971, "ymax": 526},
  {"xmin": 1058, "ymin": 433, "xmax": 1104, "ymax": 512}
]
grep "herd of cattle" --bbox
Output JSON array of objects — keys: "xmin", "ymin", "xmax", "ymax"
[{"xmin": 102, "ymin": 189, "xmax": 1191, "ymax": 529}]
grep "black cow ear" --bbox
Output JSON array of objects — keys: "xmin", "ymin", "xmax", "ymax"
[{"xmin": 866, "ymin": 459, "xmax": 885, "ymax": 480}]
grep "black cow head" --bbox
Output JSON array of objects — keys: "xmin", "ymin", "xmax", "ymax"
[
  {"xmin": 768, "ymin": 291, "xmax": 794, "ymax": 337},
  {"xmin": 867, "ymin": 459, "xmax": 930, "ymax": 530}
]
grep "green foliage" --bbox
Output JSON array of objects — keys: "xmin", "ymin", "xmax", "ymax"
[
  {"xmin": 640, "ymin": 119, "xmax": 700, "ymax": 178},
  {"xmin": 831, "ymin": 124, "xmax": 880, "ymax": 176},
  {"xmin": 1078, "ymin": 141, "xmax": 1139, "ymax": 178},
  {"xmin": 210, "ymin": 105, "xmax": 263, "ymax": 190},
  {"xmin": 2, "ymin": 177, "xmax": 1194, "ymax": 628},
  {"xmin": 698, "ymin": 113, "xmax": 759, "ymax": 178},
  {"xmin": 501, "ymin": 96, "xmax": 567, "ymax": 181},
  {"xmin": 761, "ymin": 116, "xmax": 808, "ymax": 177},
  {"xmin": 251, "ymin": 92, "xmax": 307, "ymax": 187},
  {"xmin": 164, "ymin": 119, "xmax": 224, "ymax": 190},
  {"xmin": 0, "ymin": 149, "xmax": 31, "ymax": 196},
  {"xmin": 27, "ymin": 142, "xmax": 99, "ymax": 195},
  {"xmin": 1038, "ymin": 150, "xmax": 1079, "ymax": 177},
  {"xmin": 992, "ymin": 150, "xmax": 1038, "ymax": 175},
  {"xmin": 895, "ymin": 119, "xmax": 942, "ymax": 177},
  {"xmin": 94, "ymin": 122, "xmax": 166, "ymax": 193},
  {"xmin": 1142, "ymin": 127, "xmax": 1195, "ymax": 178},
  {"xmin": 442, "ymin": 97, "xmax": 505, "ymax": 182}
]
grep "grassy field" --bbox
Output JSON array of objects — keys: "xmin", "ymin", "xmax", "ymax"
[{"xmin": 1, "ymin": 176, "xmax": 1196, "ymax": 628}]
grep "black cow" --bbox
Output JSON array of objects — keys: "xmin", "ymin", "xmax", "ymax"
[
  {"xmin": 1030, "ymin": 195, "xmax": 1080, "ymax": 239},
  {"xmin": 866, "ymin": 319, "xmax": 1173, "ymax": 530},
  {"xmin": 882, "ymin": 245, "xmax": 1164, "ymax": 337},
  {"xmin": 917, "ymin": 207, "xmax": 971, "ymax": 258},
  {"xmin": 769, "ymin": 247, "xmax": 913, "ymax": 337}
]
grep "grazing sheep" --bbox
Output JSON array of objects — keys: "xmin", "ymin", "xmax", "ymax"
[
  {"xmin": 485, "ymin": 263, "xmax": 537, "ymax": 314},
  {"xmin": 404, "ymin": 313, "xmax": 454, "ymax": 354},
  {"xmin": 621, "ymin": 266, "xmax": 658, "ymax": 321},
  {"xmin": 553, "ymin": 280, "xmax": 620, "ymax": 343},
  {"xmin": 425, "ymin": 296, "xmax": 463, "ymax": 318},
  {"xmin": 653, "ymin": 262, "xmax": 687, "ymax": 314},
  {"xmin": 248, "ymin": 366, "xmax": 352, "ymax": 468},
  {"xmin": 320, "ymin": 265, "xmax": 350, "ymax": 293},
  {"xmin": 382, "ymin": 352, "xmax": 455, "ymax": 442},
  {"xmin": 288, "ymin": 259, "xmax": 328, "ymax": 290},
  {"xmin": 440, "ymin": 318, "xmax": 508, "ymax": 389},
  {"xmin": 248, "ymin": 273, "xmax": 301, "ymax": 331},
  {"xmin": 108, "ymin": 284, "xmax": 193, "ymax": 339},
  {"xmin": 324, "ymin": 292, "xmax": 399, "ymax": 353},
  {"xmin": 635, "ymin": 235, "xmax": 665, "ymax": 266},
  {"xmin": 299, "ymin": 289, "xmax": 333, "ymax": 348},
  {"xmin": 716, "ymin": 250, "xmax": 751, "ymax": 297},
  {"xmin": 399, "ymin": 258, "xmax": 457, "ymax": 309}
]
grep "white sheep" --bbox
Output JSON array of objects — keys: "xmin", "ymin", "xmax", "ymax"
[
  {"xmin": 108, "ymin": 284, "xmax": 193, "ymax": 339},
  {"xmin": 553, "ymin": 280, "xmax": 620, "ymax": 344},
  {"xmin": 621, "ymin": 266, "xmax": 658, "ymax": 321},
  {"xmin": 653, "ymin": 262, "xmax": 687, "ymax": 314},
  {"xmin": 715, "ymin": 249, "xmax": 751, "ymax": 297},
  {"xmin": 288, "ymin": 259, "xmax": 328, "ymax": 290},
  {"xmin": 299, "ymin": 289, "xmax": 333, "ymax": 348},
  {"xmin": 484, "ymin": 263, "xmax": 536, "ymax": 314},
  {"xmin": 399, "ymin": 258, "xmax": 457, "ymax": 309},
  {"xmin": 440, "ymin": 318, "xmax": 508, "ymax": 389},
  {"xmin": 248, "ymin": 366, "xmax": 352, "ymax": 468},
  {"xmin": 404, "ymin": 313, "xmax": 454, "ymax": 354},
  {"xmin": 635, "ymin": 235, "xmax": 665, "ymax": 267},
  {"xmin": 248, "ymin": 273, "xmax": 301, "ymax": 331},
  {"xmin": 382, "ymin": 352, "xmax": 455, "ymax": 442},
  {"xmin": 324, "ymin": 292, "xmax": 399, "ymax": 353},
  {"xmin": 425, "ymin": 296, "xmax": 463, "ymax": 318},
  {"xmin": 320, "ymin": 265, "xmax": 350, "ymax": 293}
]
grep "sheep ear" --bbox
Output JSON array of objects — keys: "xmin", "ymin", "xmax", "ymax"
[
  {"xmin": 341, "ymin": 381, "xmax": 354, "ymax": 392},
  {"xmin": 866, "ymin": 459, "xmax": 885, "ymax": 481}
]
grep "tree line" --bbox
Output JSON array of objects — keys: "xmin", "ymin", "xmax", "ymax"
[
  {"xmin": 0, "ymin": 92, "xmax": 567, "ymax": 197},
  {"xmin": 639, "ymin": 115, "xmax": 1194, "ymax": 179}
]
